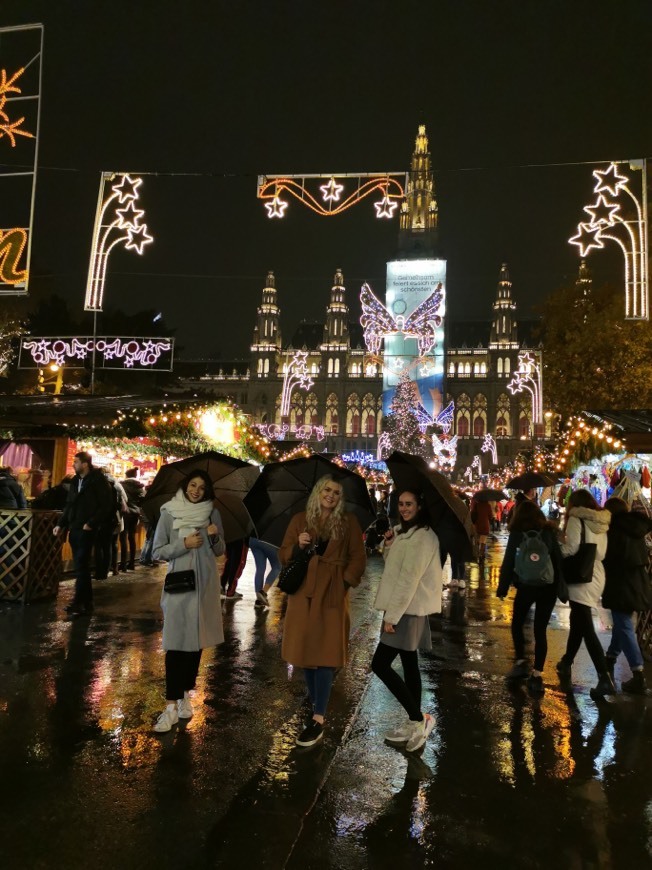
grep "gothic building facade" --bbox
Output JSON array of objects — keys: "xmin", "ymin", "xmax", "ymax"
[{"xmin": 177, "ymin": 126, "xmax": 552, "ymax": 470}]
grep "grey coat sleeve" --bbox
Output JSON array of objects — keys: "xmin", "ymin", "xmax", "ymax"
[{"xmin": 153, "ymin": 511, "xmax": 189, "ymax": 562}]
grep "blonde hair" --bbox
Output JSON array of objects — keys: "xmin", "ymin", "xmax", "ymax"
[{"xmin": 305, "ymin": 475, "xmax": 346, "ymax": 540}]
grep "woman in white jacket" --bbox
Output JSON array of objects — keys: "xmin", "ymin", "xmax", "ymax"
[
  {"xmin": 557, "ymin": 488, "xmax": 615, "ymax": 700},
  {"xmin": 371, "ymin": 490, "xmax": 442, "ymax": 752}
]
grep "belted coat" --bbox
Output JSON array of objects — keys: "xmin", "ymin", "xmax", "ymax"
[{"xmin": 279, "ymin": 511, "xmax": 366, "ymax": 668}]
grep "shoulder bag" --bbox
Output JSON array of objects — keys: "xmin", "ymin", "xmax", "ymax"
[
  {"xmin": 562, "ymin": 519, "xmax": 597, "ymax": 584},
  {"xmin": 278, "ymin": 546, "xmax": 315, "ymax": 595},
  {"xmin": 164, "ymin": 569, "xmax": 196, "ymax": 594}
]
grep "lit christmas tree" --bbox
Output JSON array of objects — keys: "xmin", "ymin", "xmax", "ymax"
[{"xmin": 382, "ymin": 370, "xmax": 430, "ymax": 458}]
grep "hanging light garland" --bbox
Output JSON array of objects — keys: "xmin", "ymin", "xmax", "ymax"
[{"xmin": 551, "ymin": 415, "xmax": 624, "ymax": 472}]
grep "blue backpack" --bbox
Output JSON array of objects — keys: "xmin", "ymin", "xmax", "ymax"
[{"xmin": 514, "ymin": 530, "xmax": 554, "ymax": 586}]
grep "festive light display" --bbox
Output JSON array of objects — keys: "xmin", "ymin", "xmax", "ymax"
[
  {"xmin": 359, "ymin": 281, "xmax": 444, "ymax": 357},
  {"xmin": 19, "ymin": 336, "xmax": 173, "ymax": 370},
  {"xmin": 280, "ymin": 351, "xmax": 314, "ymax": 417},
  {"xmin": 256, "ymin": 423, "xmax": 325, "ymax": 442},
  {"xmin": 431, "ymin": 433, "xmax": 458, "ymax": 473},
  {"xmin": 0, "ymin": 67, "xmax": 34, "ymax": 146},
  {"xmin": 551, "ymin": 415, "xmax": 623, "ymax": 472},
  {"xmin": 376, "ymin": 431, "xmax": 392, "ymax": 461},
  {"xmin": 570, "ymin": 161, "xmax": 648, "ymax": 319},
  {"xmin": 382, "ymin": 369, "xmax": 430, "ymax": 460},
  {"xmin": 414, "ymin": 399, "xmax": 455, "ymax": 434},
  {"xmin": 472, "ymin": 454, "xmax": 482, "ymax": 475},
  {"xmin": 340, "ymin": 451, "xmax": 375, "ymax": 465},
  {"xmin": 0, "ymin": 229, "xmax": 28, "ymax": 285},
  {"xmin": 84, "ymin": 173, "xmax": 153, "ymax": 311},
  {"xmin": 506, "ymin": 351, "xmax": 543, "ymax": 424},
  {"xmin": 481, "ymin": 433, "xmax": 498, "ymax": 465},
  {"xmin": 257, "ymin": 172, "xmax": 406, "ymax": 218}
]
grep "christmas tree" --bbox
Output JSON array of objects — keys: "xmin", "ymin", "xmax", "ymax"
[{"xmin": 382, "ymin": 370, "xmax": 430, "ymax": 458}]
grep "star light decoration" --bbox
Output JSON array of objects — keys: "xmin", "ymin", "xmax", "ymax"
[
  {"xmin": 0, "ymin": 68, "xmax": 34, "ymax": 147},
  {"xmin": 258, "ymin": 173, "xmax": 406, "ymax": 219},
  {"xmin": 21, "ymin": 337, "xmax": 173, "ymax": 369},
  {"xmin": 280, "ymin": 351, "xmax": 314, "ymax": 418},
  {"xmin": 481, "ymin": 433, "xmax": 498, "ymax": 465},
  {"xmin": 507, "ymin": 352, "xmax": 543, "ymax": 425},
  {"xmin": 569, "ymin": 161, "xmax": 648, "ymax": 319},
  {"xmin": 84, "ymin": 173, "xmax": 153, "ymax": 311},
  {"xmin": 320, "ymin": 177, "xmax": 344, "ymax": 202},
  {"xmin": 374, "ymin": 194, "xmax": 398, "ymax": 219}
]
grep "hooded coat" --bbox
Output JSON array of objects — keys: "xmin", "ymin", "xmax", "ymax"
[
  {"xmin": 603, "ymin": 511, "xmax": 652, "ymax": 612},
  {"xmin": 560, "ymin": 506, "xmax": 611, "ymax": 607},
  {"xmin": 279, "ymin": 511, "xmax": 366, "ymax": 668}
]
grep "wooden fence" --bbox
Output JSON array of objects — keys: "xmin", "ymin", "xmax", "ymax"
[{"xmin": 0, "ymin": 509, "xmax": 63, "ymax": 602}]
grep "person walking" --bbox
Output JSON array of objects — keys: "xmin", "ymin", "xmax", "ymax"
[
  {"xmin": 371, "ymin": 490, "xmax": 441, "ymax": 752},
  {"xmin": 279, "ymin": 475, "xmax": 366, "ymax": 748},
  {"xmin": 249, "ymin": 536, "xmax": 281, "ymax": 607},
  {"xmin": 470, "ymin": 494, "xmax": 493, "ymax": 563},
  {"xmin": 556, "ymin": 489, "xmax": 615, "ymax": 701},
  {"xmin": 152, "ymin": 470, "xmax": 225, "ymax": 733},
  {"xmin": 94, "ymin": 471, "xmax": 127, "ymax": 579},
  {"xmin": 53, "ymin": 452, "xmax": 113, "ymax": 617},
  {"xmin": 602, "ymin": 496, "xmax": 652, "ymax": 694},
  {"xmin": 119, "ymin": 468, "xmax": 145, "ymax": 571},
  {"xmin": 497, "ymin": 499, "xmax": 564, "ymax": 695}
]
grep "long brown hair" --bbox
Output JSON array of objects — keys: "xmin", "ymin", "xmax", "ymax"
[
  {"xmin": 563, "ymin": 488, "xmax": 601, "ymax": 531},
  {"xmin": 508, "ymin": 499, "xmax": 550, "ymax": 533}
]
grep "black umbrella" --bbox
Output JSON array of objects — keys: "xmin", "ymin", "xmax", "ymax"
[
  {"xmin": 243, "ymin": 455, "xmax": 376, "ymax": 547},
  {"xmin": 141, "ymin": 451, "xmax": 259, "ymax": 542},
  {"xmin": 385, "ymin": 451, "xmax": 474, "ymax": 561},
  {"xmin": 472, "ymin": 488, "xmax": 509, "ymax": 503},
  {"xmin": 506, "ymin": 471, "xmax": 557, "ymax": 490}
]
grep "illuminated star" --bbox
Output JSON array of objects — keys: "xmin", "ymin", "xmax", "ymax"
[
  {"xmin": 125, "ymin": 223, "xmax": 153, "ymax": 254},
  {"xmin": 265, "ymin": 196, "xmax": 288, "ymax": 218},
  {"xmin": 320, "ymin": 178, "xmax": 344, "ymax": 202},
  {"xmin": 583, "ymin": 194, "xmax": 621, "ymax": 228},
  {"xmin": 124, "ymin": 357, "xmax": 135, "ymax": 367},
  {"xmin": 569, "ymin": 221, "xmax": 605, "ymax": 257},
  {"xmin": 592, "ymin": 163, "xmax": 628, "ymax": 199},
  {"xmin": 116, "ymin": 201, "xmax": 144, "ymax": 229},
  {"xmin": 112, "ymin": 174, "xmax": 143, "ymax": 203},
  {"xmin": 374, "ymin": 196, "xmax": 398, "ymax": 218}
]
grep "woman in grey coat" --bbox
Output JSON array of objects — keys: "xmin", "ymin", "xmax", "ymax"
[{"xmin": 152, "ymin": 470, "xmax": 225, "ymax": 733}]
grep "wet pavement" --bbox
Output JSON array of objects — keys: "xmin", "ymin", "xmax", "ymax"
[{"xmin": 1, "ymin": 534, "xmax": 652, "ymax": 869}]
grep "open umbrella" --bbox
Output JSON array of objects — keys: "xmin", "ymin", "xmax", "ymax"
[
  {"xmin": 141, "ymin": 451, "xmax": 259, "ymax": 542},
  {"xmin": 243, "ymin": 455, "xmax": 376, "ymax": 547},
  {"xmin": 472, "ymin": 488, "xmax": 509, "ymax": 503},
  {"xmin": 506, "ymin": 471, "xmax": 557, "ymax": 490},
  {"xmin": 385, "ymin": 451, "xmax": 474, "ymax": 561}
]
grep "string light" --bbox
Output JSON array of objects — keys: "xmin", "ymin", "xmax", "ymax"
[
  {"xmin": 258, "ymin": 173, "xmax": 405, "ymax": 218},
  {"xmin": 506, "ymin": 351, "xmax": 543, "ymax": 424},
  {"xmin": 0, "ymin": 228, "xmax": 28, "ymax": 284},
  {"xmin": 481, "ymin": 433, "xmax": 498, "ymax": 464},
  {"xmin": 280, "ymin": 351, "xmax": 314, "ymax": 417},
  {"xmin": 19, "ymin": 336, "xmax": 173, "ymax": 369},
  {"xmin": 0, "ymin": 67, "xmax": 34, "ymax": 146}
]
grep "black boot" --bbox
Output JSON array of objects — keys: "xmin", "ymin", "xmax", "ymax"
[
  {"xmin": 556, "ymin": 657, "xmax": 572, "ymax": 678},
  {"xmin": 605, "ymin": 655, "xmax": 616, "ymax": 680},
  {"xmin": 622, "ymin": 670, "xmax": 647, "ymax": 695},
  {"xmin": 590, "ymin": 672, "xmax": 617, "ymax": 701}
]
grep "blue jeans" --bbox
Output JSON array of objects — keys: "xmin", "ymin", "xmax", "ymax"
[
  {"xmin": 304, "ymin": 667, "xmax": 335, "ymax": 716},
  {"xmin": 607, "ymin": 610, "xmax": 644, "ymax": 669},
  {"xmin": 250, "ymin": 538, "xmax": 281, "ymax": 593}
]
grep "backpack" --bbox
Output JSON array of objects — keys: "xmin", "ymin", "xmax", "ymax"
[{"xmin": 514, "ymin": 530, "xmax": 555, "ymax": 586}]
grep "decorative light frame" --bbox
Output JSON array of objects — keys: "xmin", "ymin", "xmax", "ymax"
[
  {"xmin": 257, "ymin": 172, "xmax": 407, "ymax": 219},
  {"xmin": 19, "ymin": 336, "xmax": 173, "ymax": 370},
  {"xmin": 481, "ymin": 433, "xmax": 498, "ymax": 465},
  {"xmin": 84, "ymin": 172, "xmax": 153, "ymax": 311},
  {"xmin": 431, "ymin": 432, "xmax": 458, "ymax": 472},
  {"xmin": 569, "ymin": 160, "xmax": 648, "ymax": 319},
  {"xmin": 507, "ymin": 351, "xmax": 543, "ymax": 425},
  {"xmin": 359, "ymin": 281, "xmax": 444, "ymax": 358},
  {"xmin": 280, "ymin": 350, "xmax": 314, "ymax": 417},
  {"xmin": 0, "ymin": 24, "xmax": 43, "ymax": 295},
  {"xmin": 376, "ymin": 431, "xmax": 392, "ymax": 461}
]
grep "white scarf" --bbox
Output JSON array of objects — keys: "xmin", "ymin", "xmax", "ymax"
[{"xmin": 162, "ymin": 489, "xmax": 214, "ymax": 537}]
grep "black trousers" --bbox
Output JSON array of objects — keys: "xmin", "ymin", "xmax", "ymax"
[
  {"xmin": 564, "ymin": 600, "xmax": 608, "ymax": 675},
  {"xmin": 119, "ymin": 513, "xmax": 139, "ymax": 567},
  {"xmin": 95, "ymin": 524, "xmax": 117, "ymax": 578},
  {"xmin": 69, "ymin": 527, "xmax": 96, "ymax": 606},
  {"xmin": 371, "ymin": 642, "xmax": 423, "ymax": 721},
  {"xmin": 165, "ymin": 650, "xmax": 202, "ymax": 701},
  {"xmin": 511, "ymin": 585, "xmax": 557, "ymax": 671}
]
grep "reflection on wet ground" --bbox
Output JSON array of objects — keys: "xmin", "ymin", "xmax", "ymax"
[{"xmin": 1, "ymin": 531, "xmax": 651, "ymax": 869}]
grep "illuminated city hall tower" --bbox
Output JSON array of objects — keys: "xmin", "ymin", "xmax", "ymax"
[{"xmin": 384, "ymin": 125, "xmax": 447, "ymax": 418}]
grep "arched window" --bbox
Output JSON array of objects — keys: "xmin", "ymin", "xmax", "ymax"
[
  {"xmin": 473, "ymin": 393, "xmax": 487, "ymax": 438},
  {"xmin": 361, "ymin": 393, "xmax": 376, "ymax": 436},
  {"xmin": 496, "ymin": 416, "xmax": 508, "ymax": 437},
  {"xmin": 456, "ymin": 392, "xmax": 471, "ymax": 437},
  {"xmin": 365, "ymin": 362, "xmax": 377, "ymax": 376},
  {"xmin": 519, "ymin": 414, "xmax": 530, "ymax": 438},
  {"xmin": 334, "ymin": 358, "xmax": 340, "ymax": 375},
  {"xmin": 325, "ymin": 393, "xmax": 339, "ymax": 434},
  {"xmin": 496, "ymin": 393, "xmax": 511, "ymax": 436},
  {"xmin": 457, "ymin": 362, "xmax": 464, "ymax": 375},
  {"xmin": 257, "ymin": 358, "xmax": 263, "ymax": 375},
  {"xmin": 346, "ymin": 393, "xmax": 361, "ymax": 435},
  {"xmin": 264, "ymin": 320, "xmax": 268, "ymax": 337},
  {"xmin": 263, "ymin": 358, "xmax": 269, "ymax": 375},
  {"xmin": 457, "ymin": 415, "xmax": 470, "ymax": 436},
  {"xmin": 473, "ymin": 415, "xmax": 485, "ymax": 437},
  {"xmin": 480, "ymin": 362, "xmax": 486, "ymax": 375},
  {"xmin": 504, "ymin": 357, "xmax": 510, "ymax": 374},
  {"xmin": 304, "ymin": 392, "xmax": 318, "ymax": 427},
  {"xmin": 449, "ymin": 361, "xmax": 455, "ymax": 375},
  {"xmin": 464, "ymin": 362, "xmax": 471, "ymax": 376},
  {"xmin": 311, "ymin": 362, "xmax": 319, "ymax": 375},
  {"xmin": 473, "ymin": 362, "xmax": 480, "ymax": 375},
  {"xmin": 328, "ymin": 358, "xmax": 334, "ymax": 375},
  {"xmin": 497, "ymin": 358, "xmax": 503, "ymax": 375}
]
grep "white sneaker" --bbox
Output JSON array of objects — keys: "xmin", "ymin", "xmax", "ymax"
[
  {"xmin": 448, "ymin": 579, "xmax": 459, "ymax": 589},
  {"xmin": 457, "ymin": 579, "xmax": 466, "ymax": 590},
  {"xmin": 384, "ymin": 722, "xmax": 412, "ymax": 744},
  {"xmin": 254, "ymin": 590, "xmax": 269, "ymax": 607},
  {"xmin": 226, "ymin": 591, "xmax": 244, "ymax": 600},
  {"xmin": 177, "ymin": 695, "xmax": 193, "ymax": 719},
  {"xmin": 405, "ymin": 713, "xmax": 436, "ymax": 752},
  {"xmin": 153, "ymin": 705, "xmax": 179, "ymax": 733}
]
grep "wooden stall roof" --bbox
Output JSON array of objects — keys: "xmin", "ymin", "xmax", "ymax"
[
  {"xmin": 0, "ymin": 394, "xmax": 201, "ymax": 428},
  {"xmin": 582, "ymin": 410, "xmax": 652, "ymax": 453}
]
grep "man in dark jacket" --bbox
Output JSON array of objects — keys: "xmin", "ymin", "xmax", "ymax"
[
  {"xmin": 0, "ymin": 467, "xmax": 27, "ymax": 508},
  {"xmin": 603, "ymin": 497, "xmax": 652, "ymax": 694},
  {"xmin": 119, "ymin": 468, "xmax": 145, "ymax": 571},
  {"xmin": 53, "ymin": 452, "xmax": 113, "ymax": 616}
]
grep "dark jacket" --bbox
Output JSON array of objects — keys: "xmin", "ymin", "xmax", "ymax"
[
  {"xmin": 0, "ymin": 472, "xmax": 27, "ymax": 509},
  {"xmin": 603, "ymin": 511, "xmax": 652, "ymax": 612},
  {"xmin": 60, "ymin": 468, "xmax": 113, "ymax": 531},
  {"xmin": 120, "ymin": 477, "xmax": 145, "ymax": 514},
  {"xmin": 497, "ymin": 525, "xmax": 563, "ymax": 597}
]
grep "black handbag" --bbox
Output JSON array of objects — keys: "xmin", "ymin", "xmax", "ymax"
[
  {"xmin": 278, "ymin": 547, "xmax": 314, "ymax": 595},
  {"xmin": 164, "ymin": 569, "xmax": 196, "ymax": 594},
  {"xmin": 562, "ymin": 519, "xmax": 597, "ymax": 584}
]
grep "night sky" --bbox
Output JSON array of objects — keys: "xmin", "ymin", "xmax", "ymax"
[{"xmin": 2, "ymin": 0, "xmax": 651, "ymax": 358}]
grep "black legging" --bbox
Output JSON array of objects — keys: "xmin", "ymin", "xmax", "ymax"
[
  {"xmin": 564, "ymin": 600, "xmax": 607, "ymax": 675},
  {"xmin": 371, "ymin": 642, "xmax": 423, "ymax": 722},
  {"xmin": 511, "ymin": 585, "xmax": 557, "ymax": 671},
  {"xmin": 165, "ymin": 650, "xmax": 202, "ymax": 701}
]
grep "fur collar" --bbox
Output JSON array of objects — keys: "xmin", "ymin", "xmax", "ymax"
[{"xmin": 569, "ymin": 506, "xmax": 611, "ymax": 534}]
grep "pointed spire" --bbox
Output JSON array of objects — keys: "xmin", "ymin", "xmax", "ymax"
[
  {"xmin": 333, "ymin": 268, "xmax": 344, "ymax": 287},
  {"xmin": 576, "ymin": 259, "xmax": 592, "ymax": 294},
  {"xmin": 489, "ymin": 263, "xmax": 518, "ymax": 348},
  {"xmin": 266, "ymin": 270, "xmax": 275, "ymax": 289},
  {"xmin": 398, "ymin": 125, "xmax": 438, "ymax": 256}
]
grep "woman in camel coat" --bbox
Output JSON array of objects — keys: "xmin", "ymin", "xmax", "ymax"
[{"xmin": 279, "ymin": 474, "xmax": 366, "ymax": 747}]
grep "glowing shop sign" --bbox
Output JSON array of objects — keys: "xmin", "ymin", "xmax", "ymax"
[
  {"xmin": 570, "ymin": 161, "xmax": 648, "ymax": 319},
  {"xmin": 19, "ymin": 336, "xmax": 173, "ymax": 370},
  {"xmin": 84, "ymin": 173, "xmax": 153, "ymax": 311}
]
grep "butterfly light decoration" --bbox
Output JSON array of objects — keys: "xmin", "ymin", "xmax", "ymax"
[
  {"xmin": 359, "ymin": 282, "xmax": 444, "ymax": 357},
  {"xmin": 414, "ymin": 399, "xmax": 455, "ymax": 434}
]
